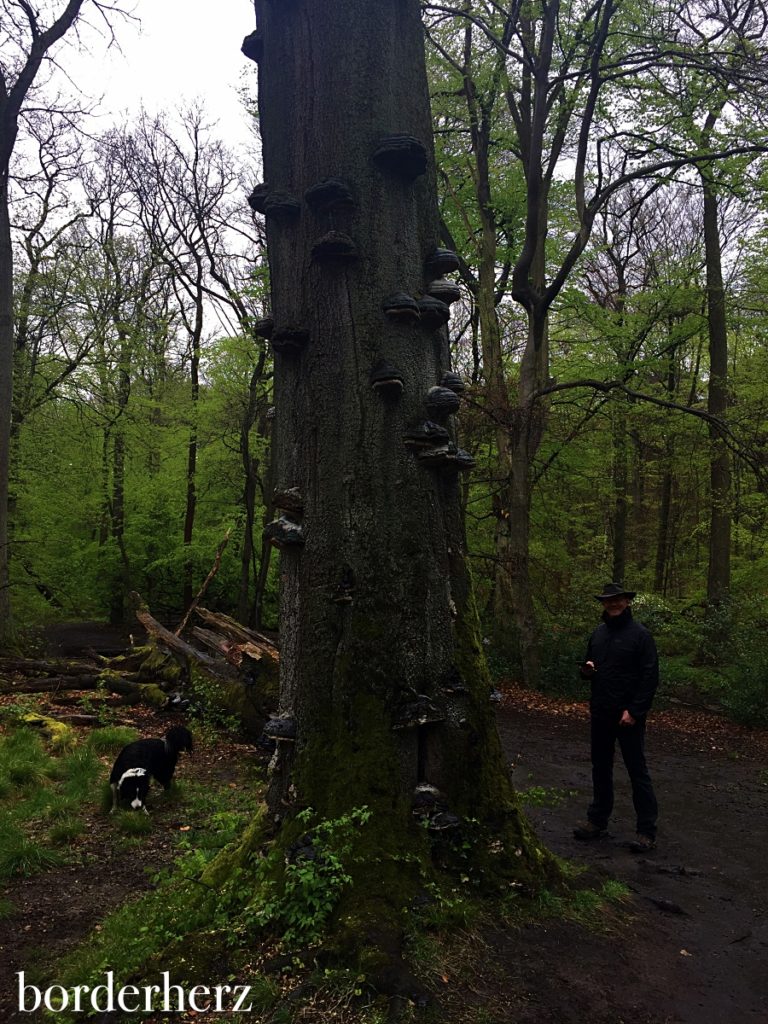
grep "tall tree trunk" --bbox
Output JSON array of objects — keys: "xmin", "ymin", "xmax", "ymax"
[
  {"xmin": 457, "ymin": 23, "xmax": 518, "ymax": 661},
  {"xmin": 251, "ymin": 422, "xmax": 274, "ymax": 630},
  {"xmin": 0, "ymin": 179, "xmax": 13, "ymax": 643},
  {"xmin": 654, "ymin": 339, "xmax": 679, "ymax": 595},
  {"xmin": 238, "ymin": 353, "xmax": 267, "ymax": 624},
  {"xmin": 506, "ymin": 302, "xmax": 548, "ymax": 687},
  {"xmin": 109, "ymin": 339, "xmax": 131, "ymax": 625},
  {"xmin": 254, "ymin": 0, "xmax": 553, "ymax": 954},
  {"xmin": 654, "ymin": 468, "xmax": 673, "ymax": 595},
  {"xmin": 109, "ymin": 427, "xmax": 127, "ymax": 625},
  {"xmin": 611, "ymin": 401, "xmax": 628, "ymax": 585},
  {"xmin": 238, "ymin": 452, "xmax": 258, "ymax": 625},
  {"xmin": 182, "ymin": 309, "xmax": 202, "ymax": 613},
  {"xmin": 702, "ymin": 176, "xmax": 731, "ymax": 606}
]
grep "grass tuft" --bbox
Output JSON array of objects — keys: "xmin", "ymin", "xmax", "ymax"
[
  {"xmin": 113, "ymin": 810, "xmax": 153, "ymax": 835},
  {"xmin": 86, "ymin": 726, "xmax": 138, "ymax": 755},
  {"xmin": 0, "ymin": 821, "xmax": 66, "ymax": 879}
]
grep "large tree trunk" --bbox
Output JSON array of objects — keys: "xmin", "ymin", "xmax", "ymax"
[
  {"xmin": 654, "ymin": 341, "xmax": 679, "ymax": 595},
  {"xmin": 702, "ymin": 177, "xmax": 730, "ymax": 606},
  {"xmin": 182, "ymin": 304, "xmax": 203, "ymax": 613},
  {"xmin": 654, "ymin": 467, "xmax": 674, "ymax": 594},
  {"xmin": 0, "ymin": 178, "xmax": 12, "ymax": 644},
  {"xmin": 108, "ymin": 338, "xmax": 132, "ymax": 625},
  {"xmin": 238, "ymin": 353, "xmax": 268, "ymax": 625},
  {"xmin": 611, "ymin": 401, "xmax": 629, "ymax": 586},
  {"xmin": 506, "ymin": 305, "xmax": 548, "ymax": 687},
  {"xmin": 253, "ymin": 0, "xmax": 553, "ymax": 957},
  {"xmin": 456, "ymin": 30, "xmax": 518, "ymax": 664}
]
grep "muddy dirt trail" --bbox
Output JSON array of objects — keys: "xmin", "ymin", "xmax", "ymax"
[{"xmin": 495, "ymin": 690, "xmax": 768, "ymax": 1024}]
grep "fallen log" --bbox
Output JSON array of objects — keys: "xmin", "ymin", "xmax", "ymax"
[
  {"xmin": 194, "ymin": 607, "xmax": 279, "ymax": 660},
  {"xmin": 0, "ymin": 675, "xmax": 102, "ymax": 694},
  {"xmin": 44, "ymin": 713, "xmax": 102, "ymax": 726},
  {"xmin": 0, "ymin": 673, "xmax": 167, "ymax": 707},
  {"xmin": 0, "ymin": 657, "xmax": 102, "ymax": 677},
  {"xmin": 126, "ymin": 593, "xmax": 278, "ymax": 735},
  {"xmin": 130, "ymin": 592, "xmax": 230, "ymax": 679},
  {"xmin": 189, "ymin": 626, "xmax": 275, "ymax": 672}
]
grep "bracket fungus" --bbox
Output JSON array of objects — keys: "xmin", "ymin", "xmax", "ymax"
[
  {"xmin": 247, "ymin": 183, "xmax": 271, "ymax": 215},
  {"xmin": 439, "ymin": 370, "xmax": 466, "ymax": 394},
  {"xmin": 424, "ymin": 385, "xmax": 461, "ymax": 421},
  {"xmin": 444, "ymin": 447, "xmax": 476, "ymax": 472},
  {"xmin": 304, "ymin": 177, "xmax": 354, "ymax": 212},
  {"xmin": 264, "ymin": 191, "xmax": 302, "ymax": 219},
  {"xmin": 263, "ymin": 515, "xmax": 305, "ymax": 549},
  {"xmin": 372, "ymin": 134, "xmax": 428, "ymax": 180},
  {"xmin": 418, "ymin": 442, "xmax": 475, "ymax": 472},
  {"xmin": 425, "ymin": 248, "xmax": 460, "ymax": 278},
  {"xmin": 403, "ymin": 420, "xmax": 450, "ymax": 449},
  {"xmin": 427, "ymin": 278, "xmax": 462, "ymax": 305},
  {"xmin": 369, "ymin": 359, "xmax": 405, "ymax": 396},
  {"xmin": 287, "ymin": 835, "xmax": 318, "ymax": 864},
  {"xmin": 271, "ymin": 327, "xmax": 309, "ymax": 357},
  {"xmin": 392, "ymin": 695, "xmax": 446, "ymax": 730},
  {"xmin": 311, "ymin": 230, "xmax": 359, "ymax": 263},
  {"xmin": 273, "ymin": 487, "xmax": 304, "ymax": 517},
  {"xmin": 416, "ymin": 443, "xmax": 451, "ymax": 467},
  {"xmin": 417, "ymin": 296, "xmax": 450, "ymax": 330},
  {"xmin": 411, "ymin": 783, "xmax": 448, "ymax": 819},
  {"xmin": 241, "ymin": 31, "xmax": 263, "ymax": 63},
  {"xmin": 428, "ymin": 811, "xmax": 462, "ymax": 832},
  {"xmin": 252, "ymin": 316, "xmax": 274, "ymax": 340},
  {"xmin": 262, "ymin": 716, "xmax": 297, "ymax": 742},
  {"xmin": 382, "ymin": 293, "xmax": 420, "ymax": 323}
]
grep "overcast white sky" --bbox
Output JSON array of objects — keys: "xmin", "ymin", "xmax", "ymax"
[{"xmin": 72, "ymin": 0, "xmax": 258, "ymax": 153}]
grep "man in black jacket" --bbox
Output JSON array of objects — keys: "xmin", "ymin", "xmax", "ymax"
[{"xmin": 574, "ymin": 582, "xmax": 659, "ymax": 852}]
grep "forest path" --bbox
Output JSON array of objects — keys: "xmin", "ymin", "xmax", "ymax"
[
  {"xmin": 1, "ymin": 622, "xmax": 767, "ymax": 1024},
  {"xmin": 495, "ymin": 686, "xmax": 768, "ymax": 1024}
]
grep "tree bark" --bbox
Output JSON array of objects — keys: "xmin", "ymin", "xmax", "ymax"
[
  {"xmin": 611, "ymin": 401, "xmax": 628, "ymax": 585},
  {"xmin": 253, "ymin": 0, "xmax": 554, "ymax": 956},
  {"xmin": 654, "ymin": 339, "xmax": 680, "ymax": 595},
  {"xmin": 182, "ymin": 296, "xmax": 203, "ymax": 613},
  {"xmin": 654, "ymin": 467, "xmax": 673, "ymax": 594},
  {"xmin": 0, "ymin": 178, "xmax": 12, "ymax": 641},
  {"xmin": 238, "ymin": 353, "xmax": 268, "ymax": 624},
  {"xmin": 453, "ymin": 19, "xmax": 518, "ymax": 661},
  {"xmin": 702, "ymin": 176, "xmax": 731, "ymax": 606},
  {"xmin": 506, "ymin": 303, "xmax": 548, "ymax": 687}
]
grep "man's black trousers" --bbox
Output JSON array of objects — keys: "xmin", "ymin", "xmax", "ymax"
[{"xmin": 587, "ymin": 708, "xmax": 658, "ymax": 838}]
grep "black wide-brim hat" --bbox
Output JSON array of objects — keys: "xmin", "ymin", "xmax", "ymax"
[{"xmin": 594, "ymin": 582, "xmax": 636, "ymax": 601}]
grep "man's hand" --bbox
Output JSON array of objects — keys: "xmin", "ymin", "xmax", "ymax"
[
  {"xmin": 580, "ymin": 660, "xmax": 596, "ymax": 677},
  {"xmin": 619, "ymin": 710, "xmax": 636, "ymax": 726}
]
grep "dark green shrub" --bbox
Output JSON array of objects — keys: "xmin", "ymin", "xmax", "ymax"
[{"xmin": 720, "ymin": 644, "xmax": 768, "ymax": 726}]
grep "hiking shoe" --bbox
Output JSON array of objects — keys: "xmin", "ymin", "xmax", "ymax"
[
  {"xmin": 573, "ymin": 822, "xmax": 607, "ymax": 841},
  {"xmin": 629, "ymin": 833, "xmax": 656, "ymax": 853}
]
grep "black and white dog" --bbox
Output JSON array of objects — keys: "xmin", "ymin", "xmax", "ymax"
[{"xmin": 109, "ymin": 726, "xmax": 193, "ymax": 813}]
